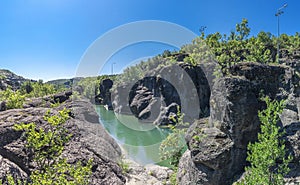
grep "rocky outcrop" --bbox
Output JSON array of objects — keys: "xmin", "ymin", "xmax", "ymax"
[
  {"xmin": 124, "ymin": 159, "xmax": 174, "ymax": 185},
  {"xmin": 13, "ymin": 90, "xmax": 73, "ymax": 110},
  {"xmin": 112, "ymin": 63, "xmax": 211, "ymax": 126},
  {"xmin": 0, "ymin": 95, "xmax": 126, "ymax": 184},
  {"xmin": 96, "ymin": 79, "xmax": 114, "ymax": 109},
  {"xmin": 0, "ymin": 69, "xmax": 32, "ymax": 91},
  {"xmin": 178, "ymin": 62, "xmax": 300, "ymax": 185}
]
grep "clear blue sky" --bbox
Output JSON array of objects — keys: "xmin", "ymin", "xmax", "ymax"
[{"xmin": 0, "ymin": 0, "xmax": 298, "ymax": 81}]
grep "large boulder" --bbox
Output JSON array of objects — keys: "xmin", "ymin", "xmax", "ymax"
[
  {"xmin": 178, "ymin": 62, "xmax": 300, "ymax": 185},
  {"xmin": 0, "ymin": 98, "xmax": 125, "ymax": 184},
  {"xmin": 178, "ymin": 118, "xmax": 235, "ymax": 185},
  {"xmin": 0, "ymin": 101, "xmax": 6, "ymax": 111}
]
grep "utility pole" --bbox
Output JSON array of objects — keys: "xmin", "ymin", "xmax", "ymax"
[
  {"xmin": 111, "ymin": 62, "xmax": 116, "ymax": 75},
  {"xmin": 275, "ymin": 3, "xmax": 288, "ymax": 63}
]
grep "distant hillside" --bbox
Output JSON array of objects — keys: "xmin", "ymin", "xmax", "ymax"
[
  {"xmin": 46, "ymin": 77, "xmax": 83, "ymax": 89},
  {"xmin": 0, "ymin": 69, "xmax": 34, "ymax": 90}
]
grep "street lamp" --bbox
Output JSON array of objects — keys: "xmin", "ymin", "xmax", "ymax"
[
  {"xmin": 275, "ymin": 3, "xmax": 288, "ymax": 62},
  {"xmin": 111, "ymin": 62, "xmax": 116, "ymax": 75}
]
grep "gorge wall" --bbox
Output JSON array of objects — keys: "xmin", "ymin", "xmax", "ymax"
[
  {"xmin": 98, "ymin": 60, "xmax": 300, "ymax": 184},
  {"xmin": 178, "ymin": 61, "xmax": 300, "ymax": 185},
  {"xmin": 111, "ymin": 63, "xmax": 211, "ymax": 126}
]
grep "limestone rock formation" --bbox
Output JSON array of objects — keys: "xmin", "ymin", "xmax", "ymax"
[
  {"xmin": 0, "ymin": 95, "xmax": 125, "ymax": 184},
  {"xmin": 96, "ymin": 78, "xmax": 114, "ymax": 109},
  {"xmin": 178, "ymin": 62, "xmax": 300, "ymax": 185},
  {"xmin": 112, "ymin": 63, "xmax": 211, "ymax": 126}
]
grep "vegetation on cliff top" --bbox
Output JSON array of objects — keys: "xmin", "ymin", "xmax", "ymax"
[{"xmin": 116, "ymin": 18, "xmax": 300, "ymax": 84}]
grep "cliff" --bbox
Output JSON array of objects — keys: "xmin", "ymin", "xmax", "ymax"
[
  {"xmin": 178, "ymin": 61, "xmax": 300, "ymax": 185},
  {"xmin": 0, "ymin": 93, "xmax": 126, "ymax": 184}
]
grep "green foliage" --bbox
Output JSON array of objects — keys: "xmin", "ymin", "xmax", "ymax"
[
  {"xmin": 76, "ymin": 75, "xmax": 117, "ymax": 100},
  {"xmin": 170, "ymin": 169, "xmax": 178, "ymax": 185},
  {"xmin": 182, "ymin": 19, "xmax": 298, "ymax": 76},
  {"xmin": 117, "ymin": 18, "xmax": 299, "ymax": 81},
  {"xmin": 14, "ymin": 109, "xmax": 71, "ymax": 170},
  {"xmin": 11, "ymin": 108, "xmax": 93, "ymax": 185},
  {"xmin": 0, "ymin": 88, "xmax": 25, "ymax": 109},
  {"xmin": 76, "ymin": 77, "xmax": 100, "ymax": 100},
  {"xmin": 183, "ymin": 56, "xmax": 197, "ymax": 66},
  {"xmin": 115, "ymin": 55, "xmax": 164, "ymax": 86},
  {"xmin": 70, "ymin": 91, "xmax": 81, "ymax": 100},
  {"xmin": 29, "ymin": 158, "xmax": 93, "ymax": 185},
  {"xmin": 0, "ymin": 80, "xmax": 67, "ymax": 110},
  {"xmin": 162, "ymin": 50, "xmax": 172, "ymax": 58},
  {"xmin": 117, "ymin": 156, "xmax": 131, "ymax": 174},
  {"xmin": 20, "ymin": 81, "xmax": 57, "ymax": 98},
  {"xmin": 245, "ymin": 32, "xmax": 276, "ymax": 63},
  {"xmin": 235, "ymin": 18, "xmax": 250, "ymax": 41},
  {"xmin": 159, "ymin": 107, "xmax": 189, "ymax": 185},
  {"xmin": 50, "ymin": 100, "xmax": 61, "ymax": 108},
  {"xmin": 0, "ymin": 174, "xmax": 22, "ymax": 185},
  {"xmin": 237, "ymin": 97, "xmax": 292, "ymax": 185},
  {"xmin": 159, "ymin": 107, "xmax": 188, "ymax": 168}
]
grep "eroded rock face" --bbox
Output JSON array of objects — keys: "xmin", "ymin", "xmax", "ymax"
[
  {"xmin": 178, "ymin": 62, "xmax": 300, "ymax": 185},
  {"xmin": 112, "ymin": 63, "xmax": 211, "ymax": 126},
  {"xmin": 96, "ymin": 79, "xmax": 114, "ymax": 109},
  {"xmin": 0, "ymin": 97, "xmax": 125, "ymax": 184}
]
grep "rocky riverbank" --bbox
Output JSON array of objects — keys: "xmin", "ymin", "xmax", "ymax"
[
  {"xmin": 98, "ymin": 60, "xmax": 300, "ymax": 184},
  {"xmin": 1, "ymin": 59, "xmax": 300, "ymax": 184},
  {"xmin": 0, "ymin": 94, "xmax": 126, "ymax": 184}
]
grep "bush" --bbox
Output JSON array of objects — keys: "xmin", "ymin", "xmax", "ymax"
[
  {"xmin": 117, "ymin": 156, "xmax": 131, "ymax": 174},
  {"xmin": 76, "ymin": 75, "xmax": 117, "ymax": 100},
  {"xmin": 0, "ymin": 89, "xmax": 25, "ymax": 109},
  {"xmin": 7, "ymin": 108, "xmax": 93, "ymax": 185},
  {"xmin": 20, "ymin": 81, "xmax": 57, "ymax": 98},
  {"xmin": 237, "ymin": 97, "xmax": 292, "ymax": 185},
  {"xmin": 159, "ymin": 107, "xmax": 188, "ymax": 168}
]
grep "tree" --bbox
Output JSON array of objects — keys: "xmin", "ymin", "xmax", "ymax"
[
  {"xmin": 237, "ymin": 97, "xmax": 292, "ymax": 185},
  {"xmin": 159, "ymin": 107, "xmax": 188, "ymax": 185},
  {"xmin": 236, "ymin": 18, "xmax": 250, "ymax": 41},
  {"xmin": 159, "ymin": 107, "xmax": 189, "ymax": 170}
]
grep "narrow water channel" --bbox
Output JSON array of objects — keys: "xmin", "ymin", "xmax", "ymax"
[{"xmin": 95, "ymin": 105, "xmax": 170, "ymax": 165}]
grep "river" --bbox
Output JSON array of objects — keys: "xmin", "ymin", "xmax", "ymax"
[{"xmin": 95, "ymin": 105, "xmax": 170, "ymax": 166}]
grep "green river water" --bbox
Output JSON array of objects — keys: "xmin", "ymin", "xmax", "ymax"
[{"xmin": 95, "ymin": 105, "xmax": 170, "ymax": 165}]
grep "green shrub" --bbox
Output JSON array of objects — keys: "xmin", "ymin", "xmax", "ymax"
[
  {"xmin": 117, "ymin": 156, "xmax": 130, "ymax": 174},
  {"xmin": 237, "ymin": 97, "xmax": 292, "ymax": 185},
  {"xmin": 0, "ymin": 89, "xmax": 25, "ymax": 109},
  {"xmin": 159, "ymin": 107, "xmax": 188, "ymax": 168},
  {"xmin": 169, "ymin": 169, "xmax": 178, "ymax": 185},
  {"xmin": 10, "ymin": 108, "xmax": 93, "ymax": 185},
  {"xmin": 159, "ymin": 107, "xmax": 189, "ymax": 185},
  {"xmin": 27, "ymin": 81, "xmax": 57, "ymax": 98},
  {"xmin": 76, "ymin": 75, "xmax": 117, "ymax": 100}
]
